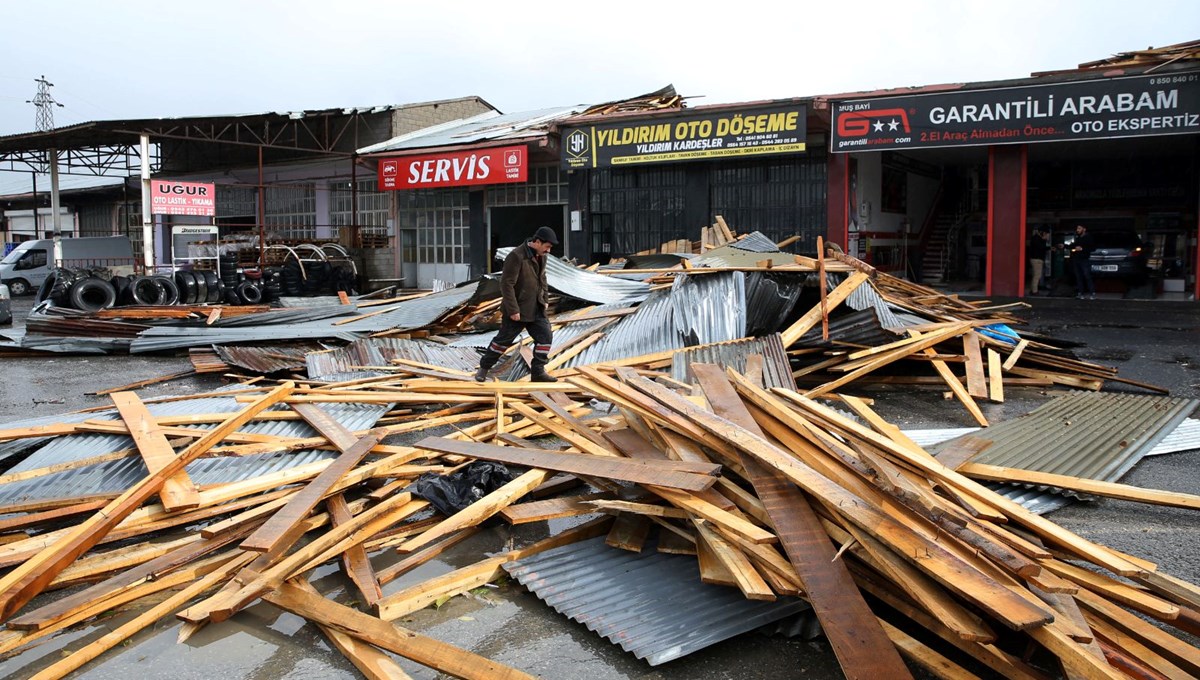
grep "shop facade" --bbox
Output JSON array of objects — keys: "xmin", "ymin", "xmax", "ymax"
[{"xmin": 822, "ymin": 67, "xmax": 1200, "ymax": 299}]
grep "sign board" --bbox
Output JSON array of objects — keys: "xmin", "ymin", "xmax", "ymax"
[
  {"xmin": 151, "ymin": 180, "xmax": 216, "ymax": 216},
  {"xmin": 830, "ymin": 71, "xmax": 1200, "ymax": 152},
  {"xmin": 377, "ymin": 146, "xmax": 528, "ymax": 190},
  {"xmin": 561, "ymin": 104, "xmax": 806, "ymax": 169}
]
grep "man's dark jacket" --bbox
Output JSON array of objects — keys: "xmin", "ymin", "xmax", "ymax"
[{"xmin": 500, "ymin": 241, "xmax": 548, "ymax": 320}]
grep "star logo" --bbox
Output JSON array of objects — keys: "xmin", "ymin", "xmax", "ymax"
[
  {"xmin": 888, "ymin": 119, "xmax": 900, "ymax": 131},
  {"xmin": 872, "ymin": 120, "xmax": 885, "ymax": 132}
]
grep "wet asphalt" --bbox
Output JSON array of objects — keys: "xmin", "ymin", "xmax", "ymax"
[{"xmin": 0, "ymin": 293, "xmax": 1197, "ymax": 678}]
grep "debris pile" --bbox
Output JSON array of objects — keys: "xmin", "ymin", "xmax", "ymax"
[{"xmin": 0, "ymin": 362, "xmax": 1197, "ymax": 678}]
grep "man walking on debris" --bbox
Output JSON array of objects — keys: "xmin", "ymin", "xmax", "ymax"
[
  {"xmin": 1070, "ymin": 223, "xmax": 1096, "ymax": 299},
  {"xmin": 474, "ymin": 226, "xmax": 559, "ymax": 383}
]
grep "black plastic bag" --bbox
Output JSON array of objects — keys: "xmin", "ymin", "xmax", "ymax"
[{"xmin": 406, "ymin": 461, "xmax": 516, "ymax": 517}]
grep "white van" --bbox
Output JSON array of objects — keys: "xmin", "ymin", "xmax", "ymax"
[{"xmin": 0, "ymin": 236, "xmax": 136, "ymax": 296}]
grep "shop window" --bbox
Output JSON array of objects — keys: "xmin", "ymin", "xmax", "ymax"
[
  {"xmin": 487, "ymin": 164, "xmax": 566, "ymax": 206},
  {"xmin": 264, "ymin": 184, "xmax": 317, "ymax": 241},
  {"xmin": 397, "ymin": 189, "xmax": 469, "ymax": 265},
  {"xmin": 589, "ymin": 165, "xmax": 687, "ymax": 256}
]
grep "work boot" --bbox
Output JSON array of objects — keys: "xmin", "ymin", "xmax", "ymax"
[
  {"xmin": 530, "ymin": 369, "xmax": 558, "ymax": 383},
  {"xmin": 474, "ymin": 365, "xmax": 491, "ymax": 383}
]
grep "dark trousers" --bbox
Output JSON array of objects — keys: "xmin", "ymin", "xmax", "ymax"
[
  {"xmin": 478, "ymin": 313, "xmax": 553, "ymax": 373},
  {"xmin": 1071, "ymin": 257, "xmax": 1095, "ymax": 296}
]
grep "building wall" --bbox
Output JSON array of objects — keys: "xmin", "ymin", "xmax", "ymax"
[{"xmin": 391, "ymin": 98, "xmax": 494, "ymax": 136}]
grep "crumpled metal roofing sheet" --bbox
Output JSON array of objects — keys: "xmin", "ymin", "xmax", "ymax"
[
  {"xmin": 727, "ymin": 231, "xmax": 781, "ymax": 252},
  {"xmin": 744, "ymin": 271, "xmax": 805, "ymax": 336},
  {"xmin": 504, "ymin": 537, "xmax": 809, "ymax": 666},
  {"xmin": 130, "ymin": 283, "xmax": 479, "ymax": 353},
  {"xmin": 671, "ymin": 334, "xmax": 796, "ymax": 391},
  {"xmin": 495, "ymin": 248, "xmax": 650, "ymax": 306},
  {"xmin": 0, "ymin": 395, "xmax": 390, "ymax": 504},
  {"xmin": 793, "ymin": 308, "xmax": 900, "ymax": 348},
  {"xmin": 562, "ymin": 273, "xmax": 750, "ymax": 370},
  {"xmin": 844, "ymin": 277, "xmax": 905, "ymax": 330}
]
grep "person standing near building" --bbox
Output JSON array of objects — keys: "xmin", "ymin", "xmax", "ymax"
[
  {"xmin": 1028, "ymin": 228, "xmax": 1050, "ymax": 295},
  {"xmin": 1070, "ymin": 224, "xmax": 1096, "ymax": 299},
  {"xmin": 474, "ymin": 226, "xmax": 559, "ymax": 383}
]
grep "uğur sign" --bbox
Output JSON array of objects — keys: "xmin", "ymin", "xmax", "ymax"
[
  {"xmin": 377, "ymin": 146, "xmax": 528, "ymax": 190},
  {"xmin": 150, "ymin": 180, "xmax": 216, "ymax": 217}
]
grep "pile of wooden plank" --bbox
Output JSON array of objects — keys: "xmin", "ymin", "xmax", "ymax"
[{"xmin": 0, "ymin": 361, "xmax": 1197, "ymax": 679}]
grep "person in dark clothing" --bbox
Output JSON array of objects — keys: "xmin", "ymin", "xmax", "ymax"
[
  {"xmin": 1070, "ymin": 224, "xmax": 1096, "ymax": 299},
  {"xmin": 1028, "ymin": 228, "xmax": 1050, "ymax": 295},
  {"xmin": 474, "ymin": 226, "xmax": 559, "ymax": 383}
]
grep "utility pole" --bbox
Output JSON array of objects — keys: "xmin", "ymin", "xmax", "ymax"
[
  {"xmin": 27, "ymin": 76, "xmax": 65, "ymax": 258},
  {"xmin": 27, "ymin": 76, "xmax": 63, "ymax": 132}
]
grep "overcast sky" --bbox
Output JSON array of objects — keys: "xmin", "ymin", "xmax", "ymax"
[{"xmin": 0, "ymin": 0, "xmax": 1196, "ymax": 137}]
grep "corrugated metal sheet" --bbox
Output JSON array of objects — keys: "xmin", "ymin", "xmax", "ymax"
[
  {"xmin": 214, "ymin": 343, "xmax": 326, "ymax": 374},
  {"xmin": 727, "ymin": 231, "xmax": 781, "ymax": 252},
  {"xmin": 1144, "ymin": 417, "xmax": 1200, "ymax": 456},
  {"xmin": 358, "ymin": 107, "xmax": 584, "ymax": 154},
  {"xmin": 494, "ymin": 248, "xmax": 650, "ymax": 306},
  {"xmin": 0, "ymin": 393, "xmax": 391, "ymax": 504},
  {"xmin": 504, "ymin": 537, "xmax": 809, "ymax": 666},
  {"xmin": 932, "ymin": 392, "xmax": 1198, "ymax": 514},
  {"xmin": 793, "ymin": 309, "xmax": 900, "ymax": 348},
  {"xmin": 744, "ymin": 271, "xmax": 805, "ymax": 337},
  {"xmin": 844, "ymin": 278, "xmax": 904, "ymax": 330},
  {"xmin": 130, "ymin": 283, "xmax": 480, "ymax": 353},
  {"xmin": 306, "ymin": 337, "xmax": 481, "ymax": 379},
  {"xmin": 671, "ymin": 334, "xmax": 796, "ymax": 391}
]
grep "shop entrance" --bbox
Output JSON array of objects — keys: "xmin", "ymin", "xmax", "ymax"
[{"xmin": 488, "ymin": 204, "xmax": 567, "ymax": 271}]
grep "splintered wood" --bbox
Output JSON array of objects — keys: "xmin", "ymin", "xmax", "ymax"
[{"xmin": 0, "ymin": 357, "xmax": 1195, "ymax": 680}]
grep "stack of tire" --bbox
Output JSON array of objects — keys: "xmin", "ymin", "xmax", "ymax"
[
  {"xmin": 35, "ymin": 268, "xmax": 185, "ymax": 313},
  {"xmin": 276, "ymin": 260, "xmax": 356, "ymax": 297}
]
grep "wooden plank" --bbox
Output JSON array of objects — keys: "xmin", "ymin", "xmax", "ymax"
[
  {"xmin": 291, "ymin": 579, "xmax": 413, "ymax": 680},
  {"xmin": 91, "ymin": 369, "xmax": 197, "ymax": 396},
  {"xmin": 412, "ymin": 437, "xmax": 720, "ymax": 492},
  {"xmin": 109, "ymin": 391, "xmax": 200, "ymax": 511},
  {"xmin": 605, "ymin": 513, "xmax": 652, "ymax": 552},
  {"xmin": 779, "ymin": 272, "xmax": 870, "ymax": 347},
  {"xmin": 395, "ymin": 469, "xmax": 550, "ymax": 554},
  {"xmin": 265, "ymin": 581, "xmax": 535, "ymax": 680},
  {"xmin": 933, "ymin": 435, "xmax": 994, "ymax": 471},
  {"xmin": 987, "ymin": 348, "xmax": 1005, "ymax": 402},
  {"xmin": 500, "ymin": 492, "xmax": 610, "ymax": 524},
  {"xmin": 692, "ymin": 364, "xmax": 912, "ymax": 680},
  {"xmin": 328, "ymin": 493, "xmax": 383, "ymax": 608},
  {"xmin": 817, "ymin": 235, "xmax": 829, "ymax": 340},
  {"xmin": 924, "ymin": 348, "xmax": 989, "ymax": 427},
  {"xmin": 376, "ymin": 528, "xmax": 480, "ymax": 587},
  {"xmin": 806, "ymin": 323, "xmax": 973, "ymax": 399},
  {"xmin": 962, "ymin": 463, "xmax": 1200, "ymax": 511},
  {"xmin": 239, "ymin": 429, "xmax": 384, "ymax": 557},
  {"xmin": 0, "ymin": 382, "xmax": 295, "ymax": 620},
  {"xmin": 1002, "ymin": 338, "xmax": 1031, "ymax": 370},
  {"xmin": 26, "ymin": 552, "xmax": 253, "ymax": 680},
  {"xmin": 963, "ymin": 332, "xmax": 988, "ymax": 399},
  {"xmin": 0, "ymin": 500, "xmax": 110, "ymax": 534},
  {"xmin": 624, "ymin": 372, "xmax": 1056, "ymax": 631},
  {"xmin": 877, "ymin": 618, "xmax": 981, "ymax": 680}
]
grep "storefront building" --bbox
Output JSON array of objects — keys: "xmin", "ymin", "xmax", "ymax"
[
  {"xmin": 557, "ymin": 101, "xmax": 827, "ymax": 261},
  {"xmin": 821, "ymin": 58, "xmax": 1200, "ymax": 300}
]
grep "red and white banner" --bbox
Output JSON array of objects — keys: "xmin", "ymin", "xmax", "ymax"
[
  {"xmin": 150, "ymin": 180, "xmax": 216, "ymax": 216},
  {"xmin": 377, "ymin": 146, "xmax": 528, "ymax": 190}
]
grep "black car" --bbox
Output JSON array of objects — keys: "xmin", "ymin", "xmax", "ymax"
[{"xmin": 1065, "ymin": 230, "xmax": 1148, "ymax": 281}]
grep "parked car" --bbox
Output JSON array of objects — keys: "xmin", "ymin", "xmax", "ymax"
[{"xmin": 1064, "ymin": 230, "xmax": 1148, "ymax": 281}]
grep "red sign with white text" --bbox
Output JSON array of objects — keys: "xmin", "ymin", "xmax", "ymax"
[
  {"xmin": 150, "ymin": 180, "xmax": 216, "ymax": 216},
  {"xmin": 377, "ymin": 146, "xmax": 528, "ymax": 190}
]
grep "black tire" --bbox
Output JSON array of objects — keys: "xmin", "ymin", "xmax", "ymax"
[
  {"xmin": 128, "ymin": 276, "xmax": 165, "ymax": 306},
  {"xmin": 175, "ymin": 271, "xmax": 198, "ymax": 305},
  {"xmin": 224, "ymin": 288, "xmax": 241, "ymax": 305},
  {"xmin": 202, "ymin": 271, "xmax": 220, "ymax": 303},
  {"xmin": 68, "ymin": 277, "xmax": 117, "ymax": 312},
  {"xmin": 36, "ymin": 268, "xmax": 74, "ymax": 307},
  {"xmin": 152, "ymin": 275, "xmax": 179, "ymax": 305},
  {"xmin": 235, "ymin": 280, "xmax": 263, "ymax": 305},
  {"xmin": 193, "ymin": 271, "xmax": 208, "ymax": 305},
  {"xmin": 6, "ymin": 279, "xmax": 31, "ymax": 297},
  {"xmin": 111, "ymin": 276, "xmax": 132, "ymax": 305}
]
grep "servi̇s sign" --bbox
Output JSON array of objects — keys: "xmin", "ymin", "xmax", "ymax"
[{"xmin": 377, "ymin": 146, "xmax": 528, "ymax": 190}]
